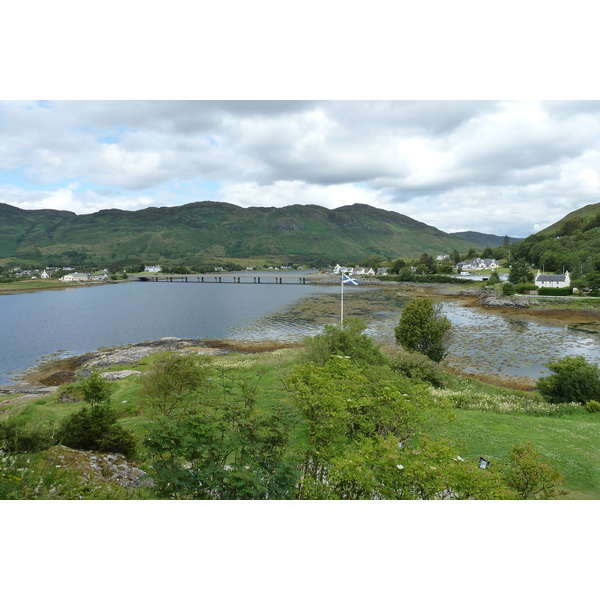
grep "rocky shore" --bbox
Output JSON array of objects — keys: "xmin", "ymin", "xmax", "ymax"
[{"xmin": 1, "ymin": 337, "xmax": 234, "ymax": 396}]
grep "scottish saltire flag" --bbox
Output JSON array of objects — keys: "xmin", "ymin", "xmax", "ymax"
[{"xmin": 342, "ymin": 273, "xmax": 359, "ymax": 285}]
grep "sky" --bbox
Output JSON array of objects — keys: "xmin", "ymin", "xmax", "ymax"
[{"xmin": 2, "ymin": 99, "xmax": 600, "ymax": 238}]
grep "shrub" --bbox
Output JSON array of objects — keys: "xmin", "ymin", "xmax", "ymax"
[
  {"xmin": 303, "ymin": 318, "xmax": 386, "ymax": 366},
  {"xmin": 56, "ymin": 370, "xmax": 137, "ymax": 457},
  {"xmin": 57, "ymin": 405, "xmax": 137, "ymax": 457},
  {"xmin": 502, "ymin": 282, "xmax": 516, "ymax": 296},
  {"xmin": 585, "ymin": 400, "xmax": 600, "ymax": 413},
  {"xmin": 389, "ymin": 351, "xmax": 446, "ymax": 387},
  {"xmin": 502, "ymin": 442, "xmax": 566, "ymax": 499},
  {"xmin": 486, "ymin": 271, "xmax": 501, "ymax": 285},
  {"xmin": 538, "ymin": 356, "xmax": 600, "ymax": 404},
  {"xmin": 141, "ymin": 352, "xmax": 213, "ymax": 417},
  {"xmin": 538, "ymin": 287, "xmax": 573, "ymax": 296},
  {"xmin": 515, "ymin": 283, "xmax": 539, "ymax": 293}
]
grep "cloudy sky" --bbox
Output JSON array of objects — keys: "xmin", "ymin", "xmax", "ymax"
[{"xmin": 1, "ymin": 100, "xmax": 600, "ymax": 237}]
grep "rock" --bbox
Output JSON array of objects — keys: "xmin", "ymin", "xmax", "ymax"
[
  {"xmin": 480, "ymin": 295, "xmax": 540, "ymax": 308},
  {"xmin": 46, "ymin": 445, "xmax": 154, "ymax": 489}
]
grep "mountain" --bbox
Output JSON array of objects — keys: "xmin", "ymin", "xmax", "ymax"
[
  {"xmin": 514, "ymin": 201, "xmax": 600, "ymax": 272},
  {"xmin": 451, "ymin": 231, "xmax": 523, "ymax": 247},
  {"xmin": 0, "ymin": 201, "xmax": 482, "ymax": 267}
]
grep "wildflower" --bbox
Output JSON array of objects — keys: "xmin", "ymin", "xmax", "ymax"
[{"xmin": 396, "ymin": 464, "xmax": 404, "ymax": 470}]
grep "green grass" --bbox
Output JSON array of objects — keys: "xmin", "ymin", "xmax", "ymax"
[
  {"xmin": 437, "ymin": 409, "xmax": 600, "ymax": 498},
  {"xmin": 0, "ymin": 279, "xmax": 78, "ymax": 293},
  {"xmin": 4, "ymin": 347, "xmax": 600, "ymax": 499}
]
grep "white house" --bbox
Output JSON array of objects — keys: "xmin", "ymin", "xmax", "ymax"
[
  {"xmin": 144, "ymin": 265, "xmax": 162, "ymax": 273},
  {"xmin": 60, "ymin": 272, "xmax": 89, "ymax": 282},
  {"xmin": 535, "ymin": 271, "xmax": 571, "ymax": 288},
  {"xmin": 457, "ymin": 258, "xmax": 500, "ymax": 270}
]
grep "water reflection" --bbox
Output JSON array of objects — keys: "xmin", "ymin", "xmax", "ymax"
[
  {"xmin": 232, "ymin": 288, "xmax": 600, "ymax": 383},
  {"xmin": 2, "ymin": 282, "xmax": 599, "ymax": 385}
]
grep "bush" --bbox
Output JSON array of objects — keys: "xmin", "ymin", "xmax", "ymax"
[
  {"xmin": 303, "ymin": 318, "xmax": 386, "ymax": 366},
  {"xmin": 57, "ymin": 405, "xmax": 137, "ymax": 457},
  {"xmin": 515, "ymin": 283, "xmax": 539, "ymax": 293},
  {"xmin": 389, "ymin": 351, "xmax": 446, "ymax": 387},
  {"xmin": 502, "ymin": 282, "xmax": 516, "ymax": 296},
  {"xmin": 538, "ymin": 287, "xmax": 573, "ymax": 296},
  {"xmin": 486, "ymin": 271, "xmax": 501, "ymax": 285},
  {"xmin": 141, "ymin": 352, "xmax": 213, "ymax": 417},
  {"xmin": 56, "ymin": 371, "xmax": 137, "ymax": 457},
  {"xmin": 538, "ymin": 356, "xmax": 600, "ymax": 405},
  {"xmin": 585, "ymin": 400, "xmax": 600, "ymax": 413},
  {"xmin": 502, "ymin": 442, "xmax": 566, "ymax": 499}
]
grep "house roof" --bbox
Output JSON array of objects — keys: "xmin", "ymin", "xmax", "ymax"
[{"xmin": 536, "ymin": 274, "xmax": 568, "ymax": 282}]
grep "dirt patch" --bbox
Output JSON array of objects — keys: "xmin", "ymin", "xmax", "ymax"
[{"xmin": 24, "ymin": 353, "xmax": 95, "ymax": 386}]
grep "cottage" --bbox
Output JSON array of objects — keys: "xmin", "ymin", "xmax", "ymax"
[
  {"xmin": 59, "ymin": 272, "xmax": 89, "ymax": 282},
  {"xmin": 457, "ymin": 258, "xmax": 500, "ymax": 270},
  {"xmin": 535, "ymin": 271, "xmax": 571, "ymax": 288}
]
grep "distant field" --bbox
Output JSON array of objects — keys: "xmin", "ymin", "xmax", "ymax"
[{"xmin": 0, "ymin": 279, "xmax": 108, "ymax": 294}]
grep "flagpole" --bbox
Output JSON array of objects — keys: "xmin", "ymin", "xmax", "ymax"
[{"xmin": 340, "ymin": 270, "xmax": 344, "ymax": 327}]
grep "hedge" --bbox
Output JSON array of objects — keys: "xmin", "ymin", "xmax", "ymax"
[{"xmin": 538, "ymin": 287, "xmax": 573, "ymax": 296}]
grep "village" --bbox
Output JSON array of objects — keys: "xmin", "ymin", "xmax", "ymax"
[{"xmin": 6, "ymin": 257, "xmax": 572, "ymax": 290}]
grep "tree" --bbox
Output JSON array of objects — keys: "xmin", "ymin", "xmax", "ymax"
[
  {"xmin": 390, "ymin": 258, "xmax": 406, "ymax": 274},
  {"xmin": 508, "ymin": 259, "xmax": 534, "ymax": 284},
  {"xmin": 395, "ymin": 298, "xmax": 452, "ymax": 362},
  {"xmin": 140, "ymin": 352, "xmax": 213, "ymax": 417},
  {"xmin": 145, "ymin": 366, "xmax": 300, "ymax": 499},
  {"xmin": 487, "ymin": 271, "xmax": 501, "ymax": 285},
  {"xmin": 286, "ymin": 359, "xmax": 513, "ymax": 500},
  {"xmin": 57, "ymin": 371, "xmax": 136, "ymax": 457},
  {"xmin": 538, "ymin": 355, "xmax": 600, "ymax": 404}
]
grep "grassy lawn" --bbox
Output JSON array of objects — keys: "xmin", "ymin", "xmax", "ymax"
[{"xmin": 437, "ymin": 409, "xmax": 600, "ymax": 499}]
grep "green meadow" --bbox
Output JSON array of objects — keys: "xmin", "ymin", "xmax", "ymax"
[{"xmin": 2, "ymin": 342, "xmax": 599, "ymax": 500}]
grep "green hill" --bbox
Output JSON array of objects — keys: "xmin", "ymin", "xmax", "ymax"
[
  {"xmin": 451, "ymin": 231, "xmax": 522, "ymax": 247},
  {"xmin": 514, "ymin": 201, "xmax": 600, "ymax": 273},
  {"xmin": 0, "ymin": 201, "xmax": 479, "ymax": 267}
]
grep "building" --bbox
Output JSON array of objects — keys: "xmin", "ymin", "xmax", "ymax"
[
  {"xmin": 59, "ymin": 272, "xmax": 89, "ymax": 282},
  {"xmin": 535, "ymin": 271, "xmax": 571, "ymax": 288}
]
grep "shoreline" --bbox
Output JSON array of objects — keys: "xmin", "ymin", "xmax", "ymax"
[{"xmin": 4, "ymin": 280, "xmax": 600, "ymax": 393}]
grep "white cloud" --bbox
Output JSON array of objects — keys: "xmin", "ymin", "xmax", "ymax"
[{"xmin": 2, "ymin": 100, "xmax": 600, "ymax": 236}]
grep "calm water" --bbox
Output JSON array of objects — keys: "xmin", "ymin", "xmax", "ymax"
[
  {"xmin": 2, "ymin": 278, "xmax": 600, "ymax": 384},
  {"xmin": 0, "ymin": 276, "xmax": 335, "ymax": 383}
]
